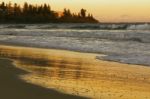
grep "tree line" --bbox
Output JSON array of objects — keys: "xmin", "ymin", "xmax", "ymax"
[{"xmin": 0, "ymin": 2, "xmax": 99, "ymax": 23}]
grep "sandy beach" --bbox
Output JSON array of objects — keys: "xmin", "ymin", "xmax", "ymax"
[
  {"xmin": 0, "ymin": 0, "xmax": 150, "ymax": 99},
  {"xmin": 0, "ymin": 44, "xmax": 150, "ymax": 99},
  {"xmin": 0, "ymin": 58, "xmax": 88, "ymax": 99}
]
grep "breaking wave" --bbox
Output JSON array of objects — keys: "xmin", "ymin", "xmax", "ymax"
[
  {"xmin": 1, "ymin": 23, "xmax": 150, "ymax": 30},
  {"xmin": 0, "ymin": 24, "xmax": 150, "ymax": 66}
]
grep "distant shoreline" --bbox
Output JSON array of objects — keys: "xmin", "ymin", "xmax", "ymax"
[
  {"xmin": 0, "ymin": 21, "xmax": 99, "ymax": 24},
  {"xmin": 0, "ymin": 22, "xmax": 150, "ymax": 24}
]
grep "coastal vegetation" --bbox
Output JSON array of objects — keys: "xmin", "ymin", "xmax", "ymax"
[{"xmin": 0, "ymin": 2, "xmax": 99, "ymax": 23}]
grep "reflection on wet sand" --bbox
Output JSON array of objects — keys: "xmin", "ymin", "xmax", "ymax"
[{"xmin": 0, "ymin": 45, "xmax": 150, "ymax": 99}]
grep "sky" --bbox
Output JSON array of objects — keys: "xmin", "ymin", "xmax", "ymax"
[{"xmin": 2, "ymin": 0, "xmax": 150, "ymax": 22}]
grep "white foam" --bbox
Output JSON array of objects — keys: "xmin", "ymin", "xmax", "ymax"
[
  {"xmin": 127, "ymin": 24, "xmax": 150, "ymax": 30},
  {"xmin": 0, "ymin": 24, "xmax": 150, "ymax": 66}
]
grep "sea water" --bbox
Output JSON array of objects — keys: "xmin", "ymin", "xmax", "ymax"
[{"xmin": 0, "ymin": 23, "xmax": 150, "ymax": 66}]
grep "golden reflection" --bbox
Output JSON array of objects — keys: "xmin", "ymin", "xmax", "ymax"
[{"xmin": 0, "ymin": 45, "xmax": 150, "ymax": 99}]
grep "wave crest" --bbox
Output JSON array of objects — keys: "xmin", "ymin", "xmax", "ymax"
[{"xmin": 1, "ymin": 23, "xmax": 150, "ymax": 30}]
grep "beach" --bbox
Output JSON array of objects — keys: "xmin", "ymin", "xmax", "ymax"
[
  {"xmin": 0, "ymin": 45, "xmax": 150, "ymax": 99},
  {"xmin": 0, "ymin": 58, "xmax": 87, "ymax": 99},
  {"xmin": 0, "ymin": 23, "xmax": 150, "ymax": 99},
  {"xmin": 0, "ymin": 0, "xmax": 150, "ymax": 98}
]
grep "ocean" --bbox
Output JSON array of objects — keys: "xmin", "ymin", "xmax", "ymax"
[
  {"xmin": 0, "ymin": 24, "xmax": 150, "ymax": 99},
  {"xmin": 0, "ymin": 23, "xmax": 150, "ymax": 66}
]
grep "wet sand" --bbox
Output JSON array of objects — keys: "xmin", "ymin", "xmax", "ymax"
[
  {"xmin": 0, "ymin": 45, "xmax": 150, "ymax": 99},
  {"xmin": 0, "ymin": 58, "xmax": 87, "ymax": 99}
]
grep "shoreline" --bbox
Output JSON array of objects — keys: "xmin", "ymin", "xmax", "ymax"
[
  {"xmin": 0, "ymin": 44, "xmax": 150, "ymax": 99},
  {"xmin": 0, "ymin": 42, "xmax": 100, "ymax": 56},
  {"xmin": 0, "ymin": 58, "xmax": 87, "ymax": 99},
  {"xmin": 1, "ymin": 23, "xmax": 150, "ymax": 67},
  {"xmin": 0, "ymin": 42, "xmax": 150, "ymax": 67}
]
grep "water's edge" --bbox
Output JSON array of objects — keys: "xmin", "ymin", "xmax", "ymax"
[
  {"xmin": 0, "ymin": 58, "xmax": 88, "ymax": 99},
  {"xmin": 0, "ymin": 45, "xmax": 150, "ymax": 99}
]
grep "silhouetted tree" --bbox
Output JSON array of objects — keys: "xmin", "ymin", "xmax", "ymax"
[
  {"xmin": 0, "ymin": 2, "xmax": 99, "ymax": 23},
  {"xmin": 62, "ymin": 8, "xmax": 72, "ymax": 18},
  {"xmin": 23, "ymin": 2, "xmax": 29, "ymax": 15},
  {"xmin": 0, "ymin": 2, "xmax": 6, "ymax": 11},
  {"xmin": 80, "ymin": 8, "xmax": 86, "ymax": 17}
]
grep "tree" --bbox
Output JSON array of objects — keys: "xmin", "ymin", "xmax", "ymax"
[
  {"xmin": 62, "ymin": 8, "xmax": 72, "ymax": 18},
  {"xmin": 23, "ymin": 2, "xmax": 29, "ymax": 15},
  {"xmin": 7, "ymin": 2, "xmax": 13, "ymax": 14},
  {"xmin": 28, "ymin": 4, "xmax": 33, "ymax": 15},
  {"xmin": 13, "ymin": 3, "xmax": 18, "ymax": 16},
  {"xmin": 0, "ymin": 2, "xmax": 6, "ymax": 11},
  {"xmin": 80, "ymin": 8, "xmax": 86, "ymax": 17},
  {"xmin": 0, "ymin": 2, "xmax": 99, "ymax": 23}
]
